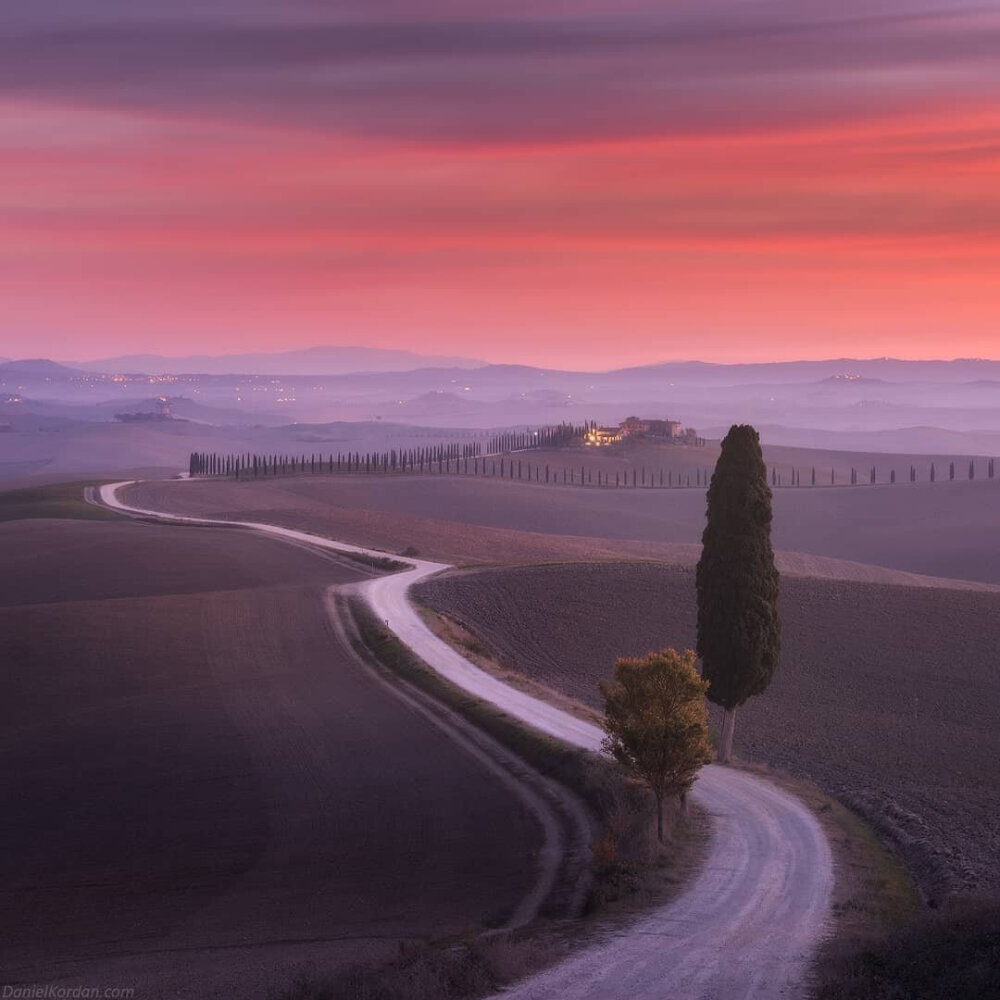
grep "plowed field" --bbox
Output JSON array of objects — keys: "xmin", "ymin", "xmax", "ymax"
[
  {"xmin": 0, "ymin": 519, "xmax": 542, "ymax": 998},
  {"xmin": 416, "ymin": 562, "xmax": 1000, "ymax": 902}
]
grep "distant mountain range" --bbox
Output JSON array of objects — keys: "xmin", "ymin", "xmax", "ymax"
[
  {"xmin": 5, "ymin": 353, "xmax": 1000, "ymax": 382},
  {"xmin": 71, "ymin": 346, "xmax": 486, "ymax": 375},
  {"xmin": 723, "ymin": 423, "xmax": 1000, "ymax": 457},
  {"xmin": 5, "ymin": 353, "xmax": 1000, "ymax": 473},
  {"xmin": 1, "ymin": 359, "xmax": 83, "ymax": 377},
  {"xmin": 607, "ymin": 358, "xmax": 1000, "ymax": 384}
]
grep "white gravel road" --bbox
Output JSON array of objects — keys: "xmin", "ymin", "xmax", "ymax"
[{"xmin": 99, "ymin": 481, "xmax": 834, "ymax": 1000}]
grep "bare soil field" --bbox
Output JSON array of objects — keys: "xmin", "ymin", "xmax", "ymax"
[
  {"xmin": 415, "ymin": 563, "xmax": 1000, "ymax": 902},
  {"xmin": 128, "ymin": 474, "xmax": 1000, "ymax": 585},
  {"xmin": 0, "ymin": 519, "xmax": 543, "ymax": 998}
]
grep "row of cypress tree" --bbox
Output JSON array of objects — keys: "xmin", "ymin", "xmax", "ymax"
[
  {"xmin": 188, "ymin": 425, "xmax": 593, "ymax": 479},
  {"xmin": 189, "ymin": 443, "xmax": 485, "ymax": 478},
  {"xmin": 190, "ymin": 448, "xmax": 999, "ymax": 488},
  {"xmin": 188, "ymin": 449, "xmax": 720, "ymax": 487},
  {"xmin": 485, "ymin": 424, "xmax": 584, "ymax": 453},
  {"xmin": 779, "ymin": 458, "xmax": 997, "ymax": 487}
]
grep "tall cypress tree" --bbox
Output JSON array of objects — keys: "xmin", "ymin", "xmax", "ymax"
[{"xmin": 696, "ymin": 425, "xmax": 781, "ymax": 763}]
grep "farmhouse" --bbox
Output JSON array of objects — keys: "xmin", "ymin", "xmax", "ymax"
[
  {"xmin": 585, "ymin": 425, "xmax": 623, "ymax": 446},
  {"xmin": 583, "ymin": 416, "xmax": 699, "ymax": 447},
  {"xmin": 620, "ymin": 416, "xmax": 686, "ymax": 439}
]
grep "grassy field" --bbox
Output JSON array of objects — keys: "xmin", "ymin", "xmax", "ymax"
[
  {"xmin": 271, "ymin": 599, "xmax": 709, "ymax": 1000},
  {"xmin": 113, "ymin": 471, "xmax": 1000, "ymax": 995},
  {"xmin": 815, "ymin": 898, "xmax": 1000, "ymax": 1000},
  {"xmin": 0, "ymin": 481, "xmax": 123, "ymax": 522},
  {"xmin": 119, "ymin": 474, "xmax": 1000, "ymax": 902},
  {"xmin": 348, "ymin": 596, "xmax": 708, "ymax": 906},
  {"xmin": 126, "ymin": 472, "xmax": 1000, "ymax": 584},
  {"xmin": 1, "ymin": 518, "xmax": 545, "ymax": 999},
  {"xmin": 416, "ymin": 562, "xmax": 1000, "ymax": 905}
]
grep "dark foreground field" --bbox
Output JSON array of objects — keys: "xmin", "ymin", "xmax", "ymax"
[
  {"xmin": 127, "ymin": 474, "xmax": 1000, "ymax": 584},
  {"xmin": 0, "ymin": 519, "xmax": 542, "ymax": 998},
  {"xmin": 416, "ymin": 563, "xmax": 1000, "ymax": 902}
]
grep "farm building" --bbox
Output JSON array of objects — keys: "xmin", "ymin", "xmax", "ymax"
[
  {"xmin": 584, "ymin": 425, "xmax": 623, "ymax": 446},
  {"xmin": 620, "ymin": 416, "xmax": 685, "ymax": 439}
]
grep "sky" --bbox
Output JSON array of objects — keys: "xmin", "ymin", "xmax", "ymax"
[{"xmin": 1, "ymin": 0, "xmax": 999, "ymax": 369}]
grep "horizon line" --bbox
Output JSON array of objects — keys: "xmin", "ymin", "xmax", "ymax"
[{"xmin": 26, "ymin": 350, "xmax": 1000, "ymax": 373}]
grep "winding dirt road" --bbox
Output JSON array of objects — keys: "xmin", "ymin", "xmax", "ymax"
[{"xmin": 99, "ymin": 481, "xmax": 834, "ymax": 999}]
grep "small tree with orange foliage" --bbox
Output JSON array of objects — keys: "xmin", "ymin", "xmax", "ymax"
[{"xmin": 599, "ymin": 649, "xmax": 713, "ymax": 843}]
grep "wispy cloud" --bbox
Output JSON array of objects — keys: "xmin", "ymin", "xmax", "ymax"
[
  {"xmin": 2, "ymin": 2, "xmax": 998, "ymax": 141},
  {"xmin": 1, "ymin": 2, "xmax": 999, "ymax": 363}
]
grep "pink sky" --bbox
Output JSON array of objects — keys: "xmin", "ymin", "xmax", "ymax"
[{"xmin": 2, "ymin": 2, "xmax": 999, "ymax": 368}]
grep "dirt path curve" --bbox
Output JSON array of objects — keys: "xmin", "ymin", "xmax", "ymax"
[{"xmin": 99, "ymin": 481, "xmax": 833, "ymax": 1000}]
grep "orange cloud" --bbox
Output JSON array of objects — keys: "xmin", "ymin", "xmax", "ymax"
[{"xmin": 1, "ymin": 96, "xmax": 998, "ymax": 366}]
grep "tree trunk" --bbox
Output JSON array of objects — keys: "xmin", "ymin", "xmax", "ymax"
[
  {"xmin": 719, "ymin": 706, "xmax": 737, "ymax": 763},
  {"xmin": 655, "ymin": 793, "xmax": 664, "ymax": 843}
]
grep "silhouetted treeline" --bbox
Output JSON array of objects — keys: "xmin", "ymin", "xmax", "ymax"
[
  {"xmin": 189, "ymin": 441, "xmax": 482, "ymax": 479},
  {"xmin": 775, "ymin": 460, "xmax": 997, "ymax": 488},
  {"xmin": 486, "ymin": 423, "xmax": 582, "ymax": 453},
  {"xmin": 189, "ymin": 429, "xmax": 998, "ymax": 491},
  {"xmin": 188, "ymin": 447, "xmax": 715, "ymax": 487},
  {"xmin": 188, "ymin": 447, "xmax": 999, "ymax": 490}
]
